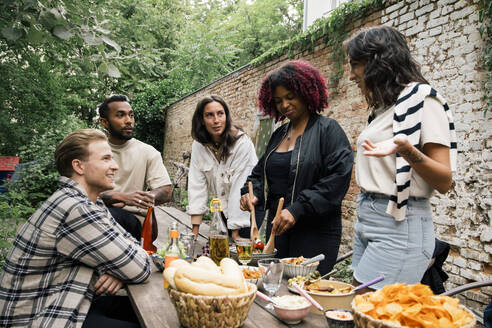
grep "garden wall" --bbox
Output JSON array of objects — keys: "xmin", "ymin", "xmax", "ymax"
[{"xmin": 162, "ymin": 0, "xmax": 491, "ymax": 312}]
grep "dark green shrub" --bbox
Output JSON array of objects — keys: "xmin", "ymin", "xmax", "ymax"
[{"xmin": 9, "ymin": 118, "xmax": 88, "ymax": 208}]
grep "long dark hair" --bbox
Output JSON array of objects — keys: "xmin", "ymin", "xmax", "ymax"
[
  {"xmin": 343, "ymin": 26, "xmax": 428, "ymax": 109},
  {"xmin": 191, "ymin": 95, "xmax": 242, "ymax": 161},
  {"xmin": 257, "ymin": 60, "xmax": 329, "ymax": 122}
]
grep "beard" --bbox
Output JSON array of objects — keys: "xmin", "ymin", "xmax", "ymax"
[{"xmin": 108, "ymin": 121, "xmax": 134, "ymax": 141}]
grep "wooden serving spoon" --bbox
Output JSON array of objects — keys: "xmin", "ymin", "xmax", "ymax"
[
  {"xmin": 248, "ymin": 181, "xmax": 260, "ymax": 242},
  {"xmin": 263, "ymin": 197, "xmax": 284, "ymax": 254}
]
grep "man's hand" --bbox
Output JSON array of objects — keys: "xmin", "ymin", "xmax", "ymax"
[
  {"xmin": 94, "ymin": 274, "xmax": 123, "ymax": 295},
  {"xmin": 240, "ymin": 193, "xmax": 258, "ymax": 212},
  {"xmin": 125, "ymin": 191, "xmax": 155, "ymax": 208},
  {"xmin": 101, "ymin": 190, "xmax": 155, "ymax": 208},
  {"xmin": 271, "ymin": 209, "xmax": 295, "ymax": 235}
]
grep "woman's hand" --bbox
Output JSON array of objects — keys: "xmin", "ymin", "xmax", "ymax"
[
  {"xmin": 362, "ymin": 135, "xmax": 452, "ymax": 194},
  {"xmin": 94, "ymin": 273, "xmax": 123, "ymax": 295},
  {"xmin": 362, "ymin": 135, "xmax": 410, "ymax": 157},
  {"xmin": 272, "ymin": 209, "xmax": 295, "ymax": 235},
  {"xmin": 240, "ymin": 193, "xmax": 257, "ymax": 212}
]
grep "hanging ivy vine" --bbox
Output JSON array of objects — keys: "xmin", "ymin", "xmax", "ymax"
[
  {"xmin": 478, "ymin": 0, "xmax": 491, "ymax": 115},
  {"xmin": 250, "ymin": 0, "xmax": 386, "ymax": 95}
]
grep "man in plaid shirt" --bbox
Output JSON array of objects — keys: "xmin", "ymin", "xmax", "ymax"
[{"xmin": 0, "ymin": 129, "xmax": 151, "ymax": 328}]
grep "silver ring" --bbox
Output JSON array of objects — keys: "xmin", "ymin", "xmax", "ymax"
[{"xmin": 138, "ymin": 199, "xmax": 142, "ymax": 204}]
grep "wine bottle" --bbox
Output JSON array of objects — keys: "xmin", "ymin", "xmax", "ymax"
[{"xmin": 141, "ymin": 207, "xmax": 157, "ymax": 254}]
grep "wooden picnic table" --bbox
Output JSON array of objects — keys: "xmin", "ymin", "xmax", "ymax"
[{"xmin": 126, "ymin": 206, "xmax": 327, "ymax": 328}]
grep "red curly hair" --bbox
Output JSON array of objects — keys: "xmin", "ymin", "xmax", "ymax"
[{"xmin": 257, "ymin": 60, "xmax": 329, "ymax": 122}]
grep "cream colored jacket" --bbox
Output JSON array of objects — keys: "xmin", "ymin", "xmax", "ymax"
[{"xmin": 187, "ymin": 133, "xmax": 257, "ymax": 230}]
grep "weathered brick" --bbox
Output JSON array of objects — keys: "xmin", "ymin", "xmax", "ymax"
[
  {"xmin": 385, "ymin": 1, "xmax": 405, "ymax": 14},
  {"xmin": 428, "ymin": 26, "xmax": 442, "ymax": 36},
  {"xmin": 400, "ymin": 12, "xmax": 415, "ymax": 23},
  {"xmin": 481, "ymin": 227, "xmax": 492, "ymax": 242},
  {"xmin": 467, "ymin": 260, "xmax": 482, "ymax": 271},
  {"xmin": 453, "ymin": 257, "xmax": 467, "ymax": 267},
  {"xmin": 427, "ymin": 15, "xmax": 449, "ymax": 28},
  {"xmin": 447, "ymin": 273, "xmax": 468, "ymax": 285},
  {"xmin": 450, "ymin": 5, "xmax": 475, "ymax": 20},
  {"xmin": 461, "ymin": 248, "xmax": 491, "ymax": 262},
  {"xmin": 429, "ymin": 7, "xmax": 441, "ymax": 19},
  {"xmin": 415, "ymin": 3, "xmax": 434, "ymax": 16}
]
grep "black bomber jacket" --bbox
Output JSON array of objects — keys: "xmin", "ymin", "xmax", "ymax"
[{"xmin": 241, "ymin": 113, "xmax": 354, "ymax": 228}]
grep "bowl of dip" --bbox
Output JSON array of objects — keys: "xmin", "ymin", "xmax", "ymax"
[
  {"xmin": 304, "ymin": 280, "xmax": 355, "ymax": 315},
  {"xmin": 325, "ymin": 309, "xmax": 354, "ymax": 328},
  {"xmin": 272, "ymin": 295, "xmax": 311, "ymax": 324}
]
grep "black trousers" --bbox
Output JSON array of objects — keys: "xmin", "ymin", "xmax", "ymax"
[
  {"xmin": 82, "ymin": 296, "xmax": 140, "ymax": 328},
  {"xmin": 266, "ymin": 199, "xmax": 341, "ymax": 275},
  {"xmin": 109, "ymin": 207, "xmax": 142, "ymax": 241}
]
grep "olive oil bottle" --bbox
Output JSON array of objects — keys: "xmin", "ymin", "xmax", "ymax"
[{"xmin": 208, "ymin": 198, "xmax": 229, "ymax": 265}]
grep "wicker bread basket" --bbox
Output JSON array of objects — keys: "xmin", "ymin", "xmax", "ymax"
[
  {"xmin": 168, "ymin": 282, "xmax": 257, "ymax": 328},
  {"xmin": 351, "ymin": 297, "xmax": 476, "ymax": 328}
]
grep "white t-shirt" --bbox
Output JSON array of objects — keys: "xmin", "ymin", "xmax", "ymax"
[
  {"xmin": 109, "ymin": 138, "xmax": 171, "ymax": 222},
  {"xmin": 187, "ymin": 133, "xmax": 257, "ymax": 230},
  {"xmin": 356, "ymin": 96, "xmax": 451, "ymax": 198}
]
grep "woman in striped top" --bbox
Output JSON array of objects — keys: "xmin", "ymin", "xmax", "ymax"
[{"xmin": 344, "ymin": 26, "xmax": 457, "ymax": 290}]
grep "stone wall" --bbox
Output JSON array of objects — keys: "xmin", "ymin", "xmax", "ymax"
[{"xmin": 162, "ymin": 0, "xmax": 491, "ymax": 312}]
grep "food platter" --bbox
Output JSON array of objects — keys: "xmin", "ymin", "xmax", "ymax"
[{"xmin": 229, "ymin": 246, "xmax": 277, "ymax": 266}]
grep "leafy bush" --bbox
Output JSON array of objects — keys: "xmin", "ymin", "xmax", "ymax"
[
  {"xmin": 132, "ymin": 78, "xmax": 191, "ymax": 151},
  {"xmin": 0, "ymin": 117, "xmax": 87, "ymax": 271},
  {"xmin": 8, "ymin": 117, "xmax": 88, "ymax": 209}
]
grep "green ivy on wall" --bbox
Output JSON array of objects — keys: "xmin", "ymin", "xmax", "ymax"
[
  {"xmin": 478, "ymin": 0, "xmax": 491, "ymax": 115},
  {"xmin": 250, "ymin": 0, "xmax": 386, "ymax": 95}
]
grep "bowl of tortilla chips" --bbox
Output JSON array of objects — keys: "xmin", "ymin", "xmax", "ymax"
[{"xmin": 351, "ymin": 283, "xmax": 475, "ymax": 328}]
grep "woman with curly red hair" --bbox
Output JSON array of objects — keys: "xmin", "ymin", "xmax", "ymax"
[{"xmin": 239, "ymin": 60, "xmax": 354, "ymax": 274}]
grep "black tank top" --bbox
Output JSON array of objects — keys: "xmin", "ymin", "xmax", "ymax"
[{"xmin": 266, "ymin": 151, "xmax": 292, "ymax": 198}]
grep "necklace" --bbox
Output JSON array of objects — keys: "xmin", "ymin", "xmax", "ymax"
[{"xmin": 287, "ymin": 127, "xmax": 292, "ymax": 141}]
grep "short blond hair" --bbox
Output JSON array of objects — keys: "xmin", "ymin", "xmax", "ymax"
[{"xmin": 55, "ymin": 129, "xmax": 107, "ymax": 177}]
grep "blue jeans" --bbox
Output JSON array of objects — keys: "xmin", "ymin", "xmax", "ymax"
[{"xmin": 352, "ymin": 193, "xmax": 435, "ymax": 289}]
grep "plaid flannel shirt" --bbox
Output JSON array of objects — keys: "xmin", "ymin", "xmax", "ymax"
[{"xmin": 0, "ymin": 177, "xmax": 151, "ymax": 327}]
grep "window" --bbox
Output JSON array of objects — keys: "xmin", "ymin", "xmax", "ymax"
[{"xmin": 303, "ymin": 0, "xmax": 353, "ymax": 31}]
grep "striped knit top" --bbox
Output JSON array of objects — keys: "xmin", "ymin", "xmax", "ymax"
[{"xmin": 356, "ymin": 82, "xmax": 457, "ymax": 221}]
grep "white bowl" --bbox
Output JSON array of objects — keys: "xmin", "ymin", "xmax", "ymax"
[
  {"xmin": 281, "ymin": 257, "xmax": 319, "ymax": 278},
  {"xmin": 274, "ymin": 302, "xmax": 311, "ymax": 324}
]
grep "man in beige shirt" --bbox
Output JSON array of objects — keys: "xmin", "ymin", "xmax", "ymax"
[{"xmin": 99, "ymin": 95, "xmax": 172, "ymax": 240}]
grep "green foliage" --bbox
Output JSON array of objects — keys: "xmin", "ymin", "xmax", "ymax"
[
  {"xmin": 0, "ymin": 218, "xmax": 21, "ymax": 272},
  {"xmin": 332, "ymin": 257, "xmax": 353, "ymax": 284},
  {"xmin": 251, "ymin": 0, "xmax": 386, "ymax": 94},
  {"xmin": 0, "ymin": 192, "xmax": 32, "ymax": 271},
  {"xmin": 220, "ymin": 0, "xmax": 303, "ymax": 67},
  {"xmin": 9, "ymin": 117, "xmax": 88, "ymax": 209},
  {"xmin": 0, "ymin": 54, "xmax": 71, "ymax": 155},
  {"xmin": 132, "ymin": 77, "xmax": 193, "ymax": 150},
  {"xmin": 0, "ymin": 0, "xmax": 185, "ymax": 92},
  {"xmin": 0, "ymin": 117, "xmax": 87, "ymax": 271},
  {"xmin": 478, "ymin": 0, "xmax": 491, "ymax": 115}
]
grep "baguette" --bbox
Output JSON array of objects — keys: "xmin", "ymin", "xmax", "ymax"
[
  {"xmin": 163, "ymin": 259, "xmax": 190, "ymax": 290},
  {"xmin": 173, "ymin": 256, "xmax": 247, "ymax": 296}
]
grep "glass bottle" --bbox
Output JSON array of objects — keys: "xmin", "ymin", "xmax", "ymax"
[
  {"xmin": 141, "ymin": 207, "xmax": 157, "ymax": 254},
  {"xmin": 164, "ymin": 227, "xmax": 180, "ymax": 269},
  {"xmin": 208, "ymin": 198, "xmax": 229, "ymax": 265}
]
